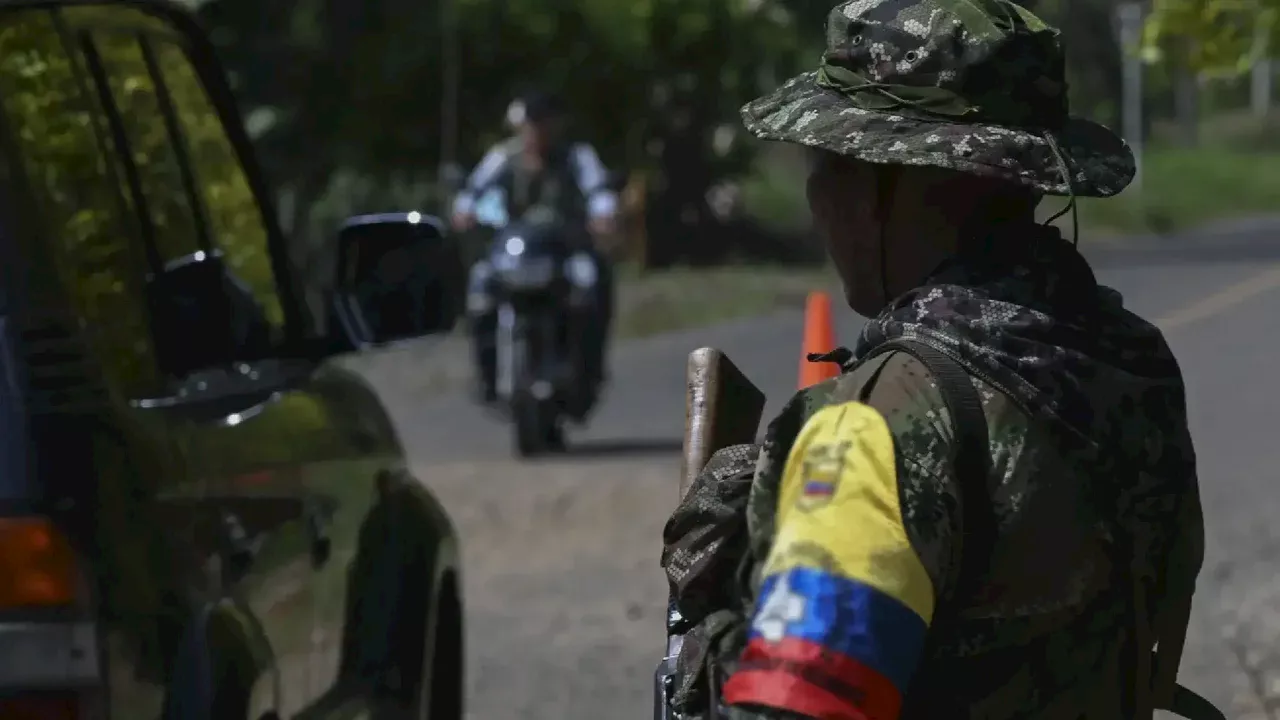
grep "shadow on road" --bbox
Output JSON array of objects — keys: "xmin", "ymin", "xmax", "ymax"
[{"xmin": 564, "ymin": 438, "xmax": 684, "ymax": 459}]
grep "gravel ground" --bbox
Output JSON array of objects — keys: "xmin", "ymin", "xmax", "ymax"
[{"xmin": 418, "ymin": 456, "xmax": 673, "ymax": 718}]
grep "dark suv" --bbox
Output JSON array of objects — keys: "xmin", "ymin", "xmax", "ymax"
[{"xmin": 0, "ymin": 1, "xmax": 462, "ymax": 718}]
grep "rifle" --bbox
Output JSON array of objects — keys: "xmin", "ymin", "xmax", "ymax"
[{"xmin": 655, "ymin": 347, "xmax": 767, "ymax": 720}]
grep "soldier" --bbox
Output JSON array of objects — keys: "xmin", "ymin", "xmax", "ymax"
[{"xmin": 661, "ymin": 0, "xmax": 1219, "ymax": 718}]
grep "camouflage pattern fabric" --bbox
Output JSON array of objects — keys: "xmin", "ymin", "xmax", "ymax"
[
  {"xmin": 663, "ymin": 443, "xmax": 761, "ymax": 623},
  {"xmin": 661, "ymin": 225, "xmax": 1203, "ymax": 718},
  {"xmin": 740, "ymin": 0, "xmax": 1136, "ymax": 198}
]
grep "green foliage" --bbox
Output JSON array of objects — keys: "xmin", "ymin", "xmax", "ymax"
[
  {"xmin": 1053, "ymin": 141, "xmax": 1280, "ymax": 236},
  {"xmin": 740, "ymin": 144, "xmax": 810, "ymax": 232},
  {"xmin": 1143, "ymin": 0, "xmax": 1280, "ymax": 74},
  {"xmin": 193, "ymin": 0, "xmax": 805, "ymax": 269},
  {"xmin": 0, "ymin": 9, "xmax": 163, "ymax": 397},
  {"xmin": 150, "ymin": 41, "xmax": 286, "ymax": 327},
  {"xmin": 0, "ymin": 6, "xmax": 291, "ymax": 399}
]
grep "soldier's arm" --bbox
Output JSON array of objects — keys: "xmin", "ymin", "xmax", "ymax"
[{"xmin": 722, "ymin": 363, "xmax": 965, "ymax": 720}]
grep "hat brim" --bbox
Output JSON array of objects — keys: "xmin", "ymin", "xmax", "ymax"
[{"xmin": 742, "ymin": 72, "xmax": 1135, "ymax": 198}]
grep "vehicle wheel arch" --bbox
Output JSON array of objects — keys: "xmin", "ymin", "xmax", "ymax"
[
  {"xmin": 164, "ymin": 597, "xmax": 277, "ymax": 720},
  {"xmin": 341, "ymin": 468, "xmax": 462, "ymax": 714}
]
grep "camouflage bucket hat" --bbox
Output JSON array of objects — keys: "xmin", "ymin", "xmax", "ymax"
[{"xmin": 742, "ymin": 0, "xmax": 1136, "ymax": 198}]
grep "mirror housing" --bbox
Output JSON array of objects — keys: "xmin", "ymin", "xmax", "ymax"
[
  {"xmin": 328, "ymin": 212, "xmax": 464, "ymax": 349},
  {"xmin": 145, "ymin": 250, "xmax": 274, "ymax": 379}
]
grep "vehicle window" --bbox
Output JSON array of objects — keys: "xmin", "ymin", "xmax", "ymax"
[
  {"xmin": 0, "ymin": 10, "xmax": 164, "ymax": 399},
  {"xmin": 90, "ymin": 30, "xmax": 203, "ymax": 267},
  {"xmin": 149, "ymin": 40, "xmax": 285, "ymax": 329}
]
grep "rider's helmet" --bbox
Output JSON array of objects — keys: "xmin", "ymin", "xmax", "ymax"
[{"xmin": 506, "ymin": 89, "xmax": 566, "ymax": 130}]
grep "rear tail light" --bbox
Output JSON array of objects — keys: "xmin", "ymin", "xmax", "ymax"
[
  {"xmin": 0, "ymin": 517, "xmax": 80, "ymax": 608},
  {"xmin": 0, "ymin": 520, "xmax": 98, "ymax": 719}
]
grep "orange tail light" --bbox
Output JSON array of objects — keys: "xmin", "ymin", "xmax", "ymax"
[{"xmin": 0, "ymin": 517, "xmax": 80, "ymax": 608}]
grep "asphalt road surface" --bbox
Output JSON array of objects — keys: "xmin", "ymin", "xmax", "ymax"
[{"xmin": 355, "ymin": 220, "xmax": 1280, "ymax": 720}]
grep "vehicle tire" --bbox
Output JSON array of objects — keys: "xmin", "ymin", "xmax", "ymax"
[{"xmin": 425, "ymin": 573, "xmax": 464, "ymax": 720}]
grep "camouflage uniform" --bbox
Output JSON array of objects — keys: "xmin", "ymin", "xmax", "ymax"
[{"xmin": 661, "ymin": 1, "xmax": 1210, "ymax": 718}]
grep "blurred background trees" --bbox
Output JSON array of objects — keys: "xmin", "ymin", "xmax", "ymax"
[{"xmin": 178, "ymin": 0, "xmax": 1280, "ymax": 292}]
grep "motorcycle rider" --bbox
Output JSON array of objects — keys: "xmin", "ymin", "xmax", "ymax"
[{"xmin": 452, "ymin": 89, "xmax": 618, "ymax": 403}]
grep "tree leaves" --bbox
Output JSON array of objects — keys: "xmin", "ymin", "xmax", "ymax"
[{"xmin": 1144, "ymin": 0, "xmax": 1279, "ymax": 74}]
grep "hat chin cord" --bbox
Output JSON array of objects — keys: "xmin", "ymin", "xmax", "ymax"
[{"xmin": 1040, "ymin": 131, "xmax": 1080, "ymax": 247}]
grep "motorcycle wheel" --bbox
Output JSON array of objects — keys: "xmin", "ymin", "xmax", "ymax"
[{"xmin": 514, "ymin": 396, "xmax": 564, "ymax": 458}]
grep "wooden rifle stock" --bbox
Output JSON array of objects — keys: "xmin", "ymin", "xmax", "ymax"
[
  {"xmin": 657, "ymin": 348, "xmax": 767, "ymax": 719},
  {"xmin": 680, "ymin": 347, "xmax": 767, "ymax": 498},
  {"xmin": 655, "ymin": 345, "xmax": 762, "ymax": 712}
]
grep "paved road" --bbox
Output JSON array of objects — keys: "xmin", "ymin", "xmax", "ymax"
[{"xmin": 353, "ymin": 223, "xmax": 1280, "ymax": 719}]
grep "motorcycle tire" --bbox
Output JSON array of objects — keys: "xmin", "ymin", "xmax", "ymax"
[{"xmin": 514, "ymin": 396, "xmax": 563, "ymax": 458}]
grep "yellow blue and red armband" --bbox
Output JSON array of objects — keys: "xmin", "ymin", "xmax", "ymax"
[{"xmin": 723, "ymin": 402, "xmax": 937, "ymax": 720}]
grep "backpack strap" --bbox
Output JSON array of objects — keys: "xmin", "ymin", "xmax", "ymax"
[{"xmin": 855, "ymin": 339, "xmax": 996, "ymax": 609}]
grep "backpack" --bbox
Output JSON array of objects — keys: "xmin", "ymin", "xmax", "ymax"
[{"xmin": 660, "ymin": 338, "xmax": 1222, "ymax": 720}]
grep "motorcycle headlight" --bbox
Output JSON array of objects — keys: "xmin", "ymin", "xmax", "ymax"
[{"xmin": 564, "ymin": 252, "xmax": 598, "ymax": 289}]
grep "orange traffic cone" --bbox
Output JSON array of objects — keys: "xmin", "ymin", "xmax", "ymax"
[{"xmin": 798, "ymin": 291, "xmax": 840, "ymax": 389}]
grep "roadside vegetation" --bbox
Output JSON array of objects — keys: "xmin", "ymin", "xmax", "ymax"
[
  {"xmin": 615, "ymin": 263, "xmax": 832, "ymax": 338},
  {"xmin": 741, "ymin": 112, "xmax": 1280, "ymax": 242},
  {"xmin": 1067, "ymin": 113, "xmax": 1280, "ymax": 237}
]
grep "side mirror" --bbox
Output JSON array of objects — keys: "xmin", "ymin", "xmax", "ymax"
[
  {"xmin": 329, "ymin": 212, "xmax": 463, "ymax": 348},
  {"xmin": 145, "ymin": 250, "xmax": 273, "ymax": 379}
]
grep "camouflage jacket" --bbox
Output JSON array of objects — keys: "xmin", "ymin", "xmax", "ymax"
[{"xmin": 661, "ymin": 227, "xmax": 1204, "ymax": 719}]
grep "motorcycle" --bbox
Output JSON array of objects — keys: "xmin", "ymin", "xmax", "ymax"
[{"xmin": 468, "ymin": 189, "xmax": 604, "ymax": 457}]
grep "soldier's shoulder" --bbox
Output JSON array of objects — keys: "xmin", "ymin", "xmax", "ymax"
[
  {"xmin": 764, "ymin": 376, "xmax": 844, "ymax": 440},
  {"xmin": 823, "ymin": 350, "xmax": 1028, "ymax": 477}
]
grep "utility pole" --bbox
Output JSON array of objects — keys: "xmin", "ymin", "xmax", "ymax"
[{"xmin": 1117, "ymin": 2, "xmax": 1145, "ymax": 194}]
